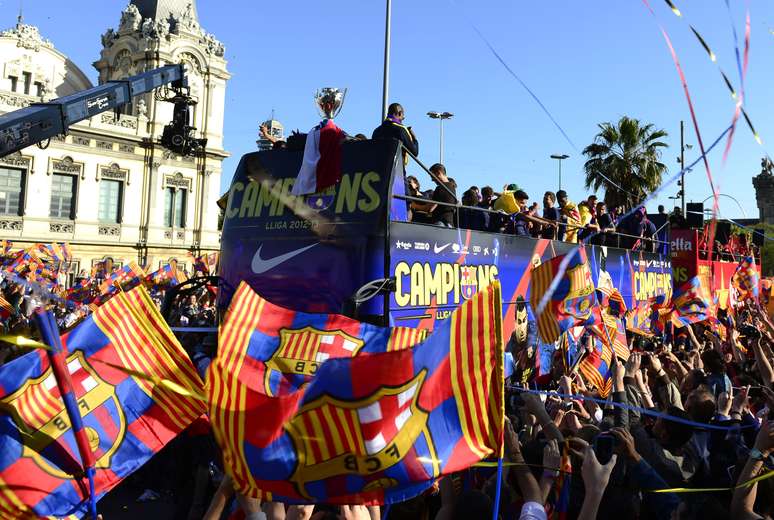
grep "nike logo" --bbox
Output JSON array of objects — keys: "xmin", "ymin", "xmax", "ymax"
[
  {"xmin": 251, "ymin": 243, "xmax": 318, "ymax": 274},
  {"xmin": 433, "ymin": 243, "xmax": 451, "ymax": 254}
]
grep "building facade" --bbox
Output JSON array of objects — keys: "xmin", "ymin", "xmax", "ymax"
[
  {"xmin": 753, "ymin": 158, "xmax": 774, "ymax": 225},
  {"xmin": 0, "ymin": 0, "xmax": 229, "ymax": 280}
]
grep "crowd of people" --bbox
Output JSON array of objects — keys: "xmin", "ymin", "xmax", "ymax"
[{"xmin": 161, "ymin": 299, "xmax": 772, "ymax": 520}]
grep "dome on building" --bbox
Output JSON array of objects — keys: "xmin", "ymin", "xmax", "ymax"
[
  {"xmin": 0, "ymin": 15, "xmax": 92, "ymax": 101},
  {"xmin": 130, "ymin": 0, "xmax": 198, "ymax": 23}
]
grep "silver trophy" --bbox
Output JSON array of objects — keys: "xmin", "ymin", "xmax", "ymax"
[{"xmin": 314, "ymin": 87, "xmax": 347, "ymax": 119}]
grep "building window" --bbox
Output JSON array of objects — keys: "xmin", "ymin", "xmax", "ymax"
[
  {"xmin": 8, "ymin": 76, "xmax": 17, "ymax": 92},
  {"xmin": 50, "ymin": 173, "xmax": 76, "ymax": 219},
  {"xmin": 35, "ymin": 82, "xmax": 43, "ymax": 97},
  {"xmin": 98, "ymin": 180, "xmax": 122, "ymax": 223},
  {"xmin": 0, "ymin": 167, "xmax": 24, "ymax": 216},
  {"xmin": 22, "ymin": 72, "xmax": 31, "ymax": 95},
  {"xmin": 164, "ymin": 187, "xmax": 187, "ymax": 228}
]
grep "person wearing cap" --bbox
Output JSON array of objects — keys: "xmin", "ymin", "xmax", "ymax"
[
  {"xmin": 556, "ymin": 190, "xmax": 581, "ymax": 243},
  {"xmin": 493, "ymin": 184, "xmax": 521, "ymax": 214}
]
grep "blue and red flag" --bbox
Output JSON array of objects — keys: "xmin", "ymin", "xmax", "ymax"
[
  {"xmin": 530, "ymin": 249, "xmax": 602, "ymax": 344},
  {"xmin": 0, "ymin": 286, "xmax": 205, "ymax": 518},
  {"xmin": 208, "ymin": 281, "xmax": 504, "ymax": 505},
  {"xmin": 550, "ymin": 441, "xmax": 572, "ymax": 520},
  {"xmin": 732, "ymin": 256, "xmax": 760, "ymax": 300},
  {"xmin": 672, "ymin": 276, "xmax": 711, "ymax": 327}
]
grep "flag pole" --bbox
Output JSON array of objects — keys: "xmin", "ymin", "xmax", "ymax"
[{"xmin": 34, "ymin": 310, "xmax": 98, "ymax": 519}]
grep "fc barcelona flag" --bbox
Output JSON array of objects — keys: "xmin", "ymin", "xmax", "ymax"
[
  {"xmin": 672, "ymin": 276, "xmax": 711, "ymax": 327},
  {"xmin": 578, "ymin": 336, "xmax": 614, "ymax": 397},
  {"xmin": 732, "ymin": 256, "xmax": 760, "ymax": 300},
  {"xmin": 530, "ymin": 249, "xmax": 601, "ymax": 344},
  {"xmin": 208, "ymin": 282, "xmax": 504, "ymax": 505},
  {"xmin": 0, "ymin": 286, "xmax": 205, "ymax": 518},
  {"xmin": 625, "ymin": 302, "xmax": 654, "ymax": 337}
]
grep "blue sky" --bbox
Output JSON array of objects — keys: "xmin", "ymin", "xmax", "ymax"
[{"xmin": 6, "ymin": 1, "xmax": 774, "ymax": 218}]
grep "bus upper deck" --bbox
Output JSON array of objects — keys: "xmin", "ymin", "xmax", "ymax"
[{"xmin": 219, "ymin": 139, "xmax": 686, "ymax": 336}]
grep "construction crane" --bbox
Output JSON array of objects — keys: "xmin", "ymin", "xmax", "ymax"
[{"xmin": 0, "ymin": 64, "xmax": 204, "ymax": 158}]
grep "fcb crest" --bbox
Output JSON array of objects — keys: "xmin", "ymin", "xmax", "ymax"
[
  {"xmin": 460, "ymin": 266, "xmax": 478, "ymax": 300},
  {"xmin": 264, "ymin": 327, "xmax": 366, "ymax": 396},
  {"xmin": 285, "ymin": 371, "xmax": 430, "ymax": 500},
  {"xmin": 0, "ymin": 351, "xmax": 126, "ymax": 479}
]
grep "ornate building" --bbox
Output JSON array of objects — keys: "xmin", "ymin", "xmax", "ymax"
[
  {"xmin": 753, "ymin": 158, "xmax": 774, "ymax": 225},
  {"xmin": 0, "ymin": 1, "xmax": 229, "ymax": 281}
]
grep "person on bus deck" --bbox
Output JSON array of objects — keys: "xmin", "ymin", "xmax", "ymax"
[
  {"xmin": 459, "ymin": 189, "xmax": 488, "ymax": 231},
  {"xmin": 479, "ymin": 186, "xmax": 495, "ymax": 211},
  {"xmin": 577, "ymin": 201, "xmax": 600, "ymax": 243},
  {"xmin": 493, "ymin": 184, "xmax": 521, "ymax": 214},
  {"xmin": 541, "ymin": 191, "xmax": 560, "ymax": 240},
  {"xmin": 556, "ymin": 190, "xmax": 581, "ymax": 243},
  {"xmin": 469, "ymin": 185, "xmax": 482, "ymax": 203},
  {"xmin": 405, "ymin": 175, "xmax": 434, "ymax": 223},
  {"xmin": 591, "ymin": 201, "xmax": 616, "ymax": 246},
  {"xmin": 633, "ymin": 207, "xmax": 658, "ymax": 252},
  {"xmin": 372, "ymin": 103, "xmax": 419, "ymax": 161},
  {"xmin": 429, "ymin": 163, "xmax": 457, "ymax": 228},
  {"xmin": 669, "ymin": 207, "xmax": 688, "ymax": 229},
  {"xmin": 586, "ymin": 194, "xmax": 599, "ymax": 219}
]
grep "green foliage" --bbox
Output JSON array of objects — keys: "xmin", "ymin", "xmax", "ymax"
[{"xmin": 582, "ymin": 116, "xmax": 669, "ymax": 209}]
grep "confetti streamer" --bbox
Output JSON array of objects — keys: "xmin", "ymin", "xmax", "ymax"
[
  {"xmin": 690, "ymin": 25, "xmax": 716, "ymax": 62},
  {"xmin": 450, "ymin": 1, "xmax": 641, "ymax": 200},
  {"xmin": 664, "ymin": 0, "xmax": 681, "ymax": 17},
  {"xmin": 640, "ymin": 0, "xmax": 720, "ymax": 277}
]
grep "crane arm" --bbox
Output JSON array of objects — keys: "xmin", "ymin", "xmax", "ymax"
[{"xmin": 0, "ymin": 64, "xmax": 185, "ymax": 157}]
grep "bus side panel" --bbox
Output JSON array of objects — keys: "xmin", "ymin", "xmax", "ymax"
[
  {"xmin": 388, "ymin": 222, "xmax": 672, "ymax": 338},
  {"xmin": 218, "ymin": 141, "xmax": 399, "ymax": 313}
]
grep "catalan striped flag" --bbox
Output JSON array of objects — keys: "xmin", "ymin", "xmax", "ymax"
[
  {"xmin": 208, "ymin": 281, "xmax": 504, "ymax": 505},
  {"xmin": 530, "ymin": 249, "xmax": 601, "ymax": 344},
  {"xmin": 0, "ymin": 294, "xmax": 13, "ymax": 316},
  {"xmin": 0, "ymin": 286, "xmax": 205, "ymax": 518},
  {"xmin": 578, "ymin": 334, "xmax": 614, "ymax": 397},
  {"xmin": 590, "ymin": 312, "xmax": 630, "ymax": 361},
  {"xmin": 0, "ymin": 240, "xmax": 12, "ymax": 256},
  {"xmin": 672, "ymin": 276, "xmax": 711, "ymax": 327},
  {"xmin": 732, "ymin": 256, "xmax": 760, "ymax": 300}
]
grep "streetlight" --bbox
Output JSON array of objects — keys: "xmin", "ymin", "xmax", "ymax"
[
  {"xmin": 677, "ymin": 120, "xmax": 693, "ymax": 215},
  {"xmin": 550, "ymin": 154, "xmax": 569, "ymax": 191},
  {"xmin": 427, "ymin": 111, "xmax": 453, "ymax": 163},
  {"xmin": 701, "ymin": 193, "xmax": 747, "ymax": 218}
]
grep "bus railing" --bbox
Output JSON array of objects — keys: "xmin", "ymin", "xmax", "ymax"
[{"xmin": 392, "ymin": 193, "xmax": 671, "ymax": 251}]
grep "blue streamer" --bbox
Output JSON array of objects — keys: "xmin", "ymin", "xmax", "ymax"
[{"xmin": 508, "ymin": 386, "xmax": 755, "ymax": 431}]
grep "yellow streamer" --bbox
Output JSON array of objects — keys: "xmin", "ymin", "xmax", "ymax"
[
  {"xmin": 0, "ymin": 335, "xmax": 51, "ymax": 351},
  {"xmin": 92, "ymin": 359, "xmax": 208, "ymax": 402}
]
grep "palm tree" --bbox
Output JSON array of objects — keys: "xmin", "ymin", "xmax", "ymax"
[{"xmin": 582, "ymin": 116, "xmax": 669, "ymax": 209}]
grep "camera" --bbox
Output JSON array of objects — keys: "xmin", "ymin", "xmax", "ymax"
[
  {"xmin": 738, "ymin": 323, "xmax": 761, "ymax": 339},
  {"xmin": 160, "ymin": 92, "xmax": 207, "ymax": 157}
]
